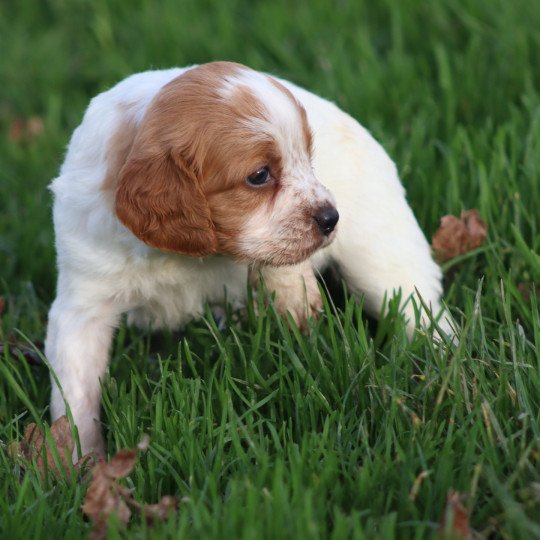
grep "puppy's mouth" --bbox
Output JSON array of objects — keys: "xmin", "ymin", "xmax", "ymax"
[
  {"xmin": 220, "ymin": 203, "xmax": 339, "ymax": 267},
  {"xmin": 257, "ymin": 219, "xmax": 338, "ymax": 267}
]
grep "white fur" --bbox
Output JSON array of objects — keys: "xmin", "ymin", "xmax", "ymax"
[{"xmin": 46, "ymin": 65, "xmax": 451, "ymax": 455}]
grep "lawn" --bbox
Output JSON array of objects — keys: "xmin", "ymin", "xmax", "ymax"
[{"xmin": 1, "ymin": 0, "xmax": 539, "ymax": 538}]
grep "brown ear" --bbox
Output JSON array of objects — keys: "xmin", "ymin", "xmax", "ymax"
[{"xmin": 115, "ymin": 151, "xmax": 218, "ymax": 256}]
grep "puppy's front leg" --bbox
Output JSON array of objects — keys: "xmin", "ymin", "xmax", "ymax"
[
  {"xmin": 249, "ymin": 261, "xmax": 321, "ymax": 332},
  {"xmin": 45, "ymin": 295, "xmax": 119, "ymax": 457}
]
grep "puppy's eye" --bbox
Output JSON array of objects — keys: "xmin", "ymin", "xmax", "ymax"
[{"xmin": 247, "ymin": 166, "xmax": 270, "ymax": 186}]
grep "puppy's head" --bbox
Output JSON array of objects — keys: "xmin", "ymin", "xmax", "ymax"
[{"xmin": 115, "ymin": 62, "xmax": 338, "ymax": 266}]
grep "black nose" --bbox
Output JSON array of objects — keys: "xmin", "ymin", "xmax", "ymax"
[{"xmin": 314, "ymin": 207, "xmax": 339, "ymax": 236}]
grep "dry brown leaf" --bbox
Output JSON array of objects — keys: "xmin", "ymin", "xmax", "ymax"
[
  {"xmin": 432, "ymin": 209, "xmax": 487, "ymax": 263},
  {"xmin": 49, "ymin": 415, "xmax": 75, "ymax": 465},
  {"xmin": 0, "ymin": 296, "xmax": 5, "ymax": 318},
  {"xmin": 23, "ymin": 422, "xmax": 44, "ymax": 449},
  {"xmin": 9, "ymin": 118, "xmax": 24, "ymax": 142},
  {"xmin": 439, "ymin": 490, "xmax": 473, "ymax": 539},
  {"xmin": 9, "ymin": 115, "xmax": 44, "ymax": 143},
  {"xmin": 82, "ymin": 461, "xmax": 133, "ymax": 539},
  {"xmin": 8, "ymin": 416, "xmax": 92, "ymax": 480},
  {"xmin": 106, "ymin": 450, "xmax": 138, "ymax": 478},
  {"xmin": 27, "ymin": 116, "xmax": 45, "ymax": 137},
  {"xmin": 126, "ymin": 494, "xmax": 178, "ymax": 525},
  {"xmin": 140, "ymin": 495, "xmax": 178, "ymax": 525},
  {"xmin": 82, "ymin": 435, "xmax": 177, "ymax": 537}
]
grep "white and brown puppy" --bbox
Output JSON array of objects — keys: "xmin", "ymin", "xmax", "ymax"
[{"xmin": 45, "ymin": 61, "xmax": 451, "ymax": 455}]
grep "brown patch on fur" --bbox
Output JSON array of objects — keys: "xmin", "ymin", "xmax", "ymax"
[
  {"xmin": 267, "ymin": 76, "xmax": 313, "ymax": 156},
  {"xmin": 225, "ymin": 84, "xmax": 268, "ymax": 124},
  {"xmin": 298, "ymin": 105, "xmax": 314, "ymax": 157},
  {"xmin": 116, "ymin": 151, "xmax": 218, "ymax": 256},
  {"xmin": 114, "ymin": 61, "xmax": 317, "ymax": 261},
  {"xmin": 205, "ymin": 137, "xmax": 283, "ymax": 257},
  {"xmin": 115, "ymin": 62, "xmax": 279, "ymax": 257}
]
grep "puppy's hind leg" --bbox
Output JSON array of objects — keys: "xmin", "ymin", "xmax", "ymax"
[{"xmin": 329, "ymin": 209, "xmax": 452, "ymax": 339}]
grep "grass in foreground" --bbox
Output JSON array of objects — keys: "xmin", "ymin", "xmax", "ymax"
[{"xmin": 1, "ymin": 0, "xmax": 539, "ymax": 538}]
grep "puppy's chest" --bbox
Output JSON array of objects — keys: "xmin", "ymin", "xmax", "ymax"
[{"xmin": 123, "ymin": 255, "xmax": 248, "ymax": 330}]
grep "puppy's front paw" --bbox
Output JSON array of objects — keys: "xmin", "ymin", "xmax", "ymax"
[
  {"xmin": 284, "ymin": 270, "xmax": 322, "ymax": 333},
  {"xmin": 249, "ymin": 262, "xmax": 322, "ymax": 333}
]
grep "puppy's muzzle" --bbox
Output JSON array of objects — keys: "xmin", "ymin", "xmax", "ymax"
[{"xmin": 314, "ymin": 206, "xmax": 339, "ymax": 236}]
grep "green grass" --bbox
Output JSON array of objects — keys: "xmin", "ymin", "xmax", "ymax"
[{"xmin": 1, "ymin": 0, "xmax": 539, "ymax": 538}]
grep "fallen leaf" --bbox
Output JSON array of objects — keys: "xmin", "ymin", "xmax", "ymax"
[
  {"xmin": 9, "ymin": 118, "xmax": 24, "ymax": 142},
  {"xmin": 439, "ymin": 490, "xmax": 473, "ymax": 539},
  {"xmin": 26, "ymin": 116, "xmax": 45, "ymax": 138},
  {"xmin": 432, "ymin": 210, "xmax": 487, "ymax": 263},
  {"xmin": 8, "ymin": 416, "xmax": 92, "ymax": 479},
  {"xmin": 82, "ymin": 435, "xmax": 177, "ymax": 537},
  {"xmin": 127, "ymin": 495, "xmax": 178, "ymax": 525},
  {"xmin": 106, "ymin": 449, "xmax": 138, "ymax": 478},
  {"xmin": 8, "ymin": 115, "xmax": 44, "ymax": 143},
  {"xmin": 142, "ymin": 495, "xmax": 178, "ymax": 525},
  {"xmin": 82, "ymin": 461, "xmax": 133, "ymax": 539}
]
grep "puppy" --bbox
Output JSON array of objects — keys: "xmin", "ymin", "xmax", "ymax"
[{"xmin": 45, "ymin": 61, "xmax": 451, "ymax": 455}]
